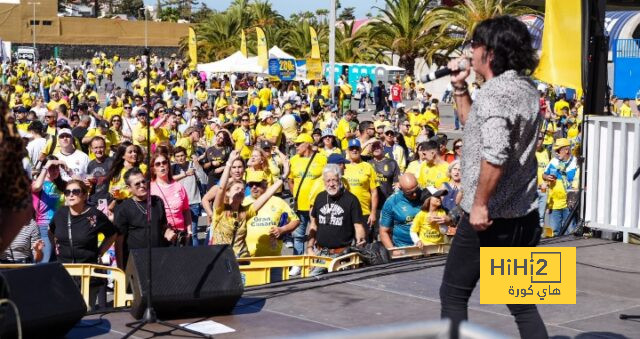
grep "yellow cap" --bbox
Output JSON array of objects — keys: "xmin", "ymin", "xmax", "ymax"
[
  {"xmin": 294, "ymin": 133, "xmax": 314, "ymax": 144},
  {"xmin": 553, "ymin": 138, "xmax": 571, "ymax": 151},
  {"xmin": 245, "ymin": 170, "xmax": 268, "ymax": 183}
]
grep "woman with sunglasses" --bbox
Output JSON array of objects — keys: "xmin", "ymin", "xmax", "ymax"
[
  {"xmin": 49, "ymin": 179, "xmax": 117, "ymax": 310},
  {"xmin": 110, "ymin": 115, "xmax": 126, "ymax": 143},
  {"xmin": 211, "ymin": 151, "xmax": 283, "ymax": 257},
  {"xmin": 149, "ymin": 152, "xmax": 192, "ymax": 246},
  {"xmin": 31, "ymin": 155, "xmax": 67, "ymax": 262}
]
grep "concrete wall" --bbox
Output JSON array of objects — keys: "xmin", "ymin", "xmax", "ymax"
[{"xmin": 0, "ymin": 1, "xmax": 188, "ymax": 48}]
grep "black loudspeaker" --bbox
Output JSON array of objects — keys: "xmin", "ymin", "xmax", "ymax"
[
  {"xmin": 126, "ymin": 245, "xmax": 244, "ymax": 320},
  {"xmin": 0, "ymin": 263, "xmax": 87, "ymax": 338}
]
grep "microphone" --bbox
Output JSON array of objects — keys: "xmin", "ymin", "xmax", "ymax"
[{"xmin": 420, "ymin": 59, "xmax": 470, "ymax": 83}]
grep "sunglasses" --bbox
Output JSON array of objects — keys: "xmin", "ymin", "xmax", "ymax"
[
  {"xmin": 247, "ymin": 182, "xmax": 265, "ymax": 188},
  {"xmin": 112, "ymin": 119, "xmax": 121, "ymax": 122},
  {"xmin": 63, "ymin": 188, "xmax": 83, "ymax": 197},
  {"xmin": 45, "ymin": 116, "xmax": 55, "ymax": 119},
  {"xmin": 241, "ymin": 119, "xmax": 249, "ymax": 122},
  {"xmin": 454, "ymin": 144, "xmax": 463, "ymax": 149},
  {"xmin": 470, "ymin": 39, "xmax": 482, "ymax": 49},
  {"xmin": 385, "ymin": 131, "xmax": 395, "ymax": 136},
  {"xmin": 402, "ymin": 186, "xmax": 420, "ymax": 197},
  {"xmin": 124, "ymin": 106, "xmax": 132, "ymax": 109},
  {"xmin": 131, "ymin": 180, "xmax": 146, "ymax": 188},
  {"xmin": 59, "ymin": 134, "xmax": 72, "ymax": 139},
  {"xmin": 154, "ymin": 160, "xmax": 168, "ymax": 167},
  {"xmin": 348, "ymin": 147, "xmax": 361, "ymax": 152}
]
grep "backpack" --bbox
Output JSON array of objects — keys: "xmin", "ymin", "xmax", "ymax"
[{"xmin": 351, "ymin": 241, "xmax": 390, "ymax": 266}]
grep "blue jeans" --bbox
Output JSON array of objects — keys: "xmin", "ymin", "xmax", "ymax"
[
  {"xmin": 190, "ymin": 204, "xmax": 204, "ymax": 246},
  {"xmin": 537, "ymin": 190, "xmax": 547, "ymax": 227},
  {"xmin": 38, "ymin": 224, "xmax": 52, "ymax": 263},
  {"xmin": 549, "ymin": 208, "xmax": 573, "ymax": 236},
  {"xmin": 453, "ymin": 109, "xmax": 460, "ymax": 129},
  {"xmin": 293, "ymin": 211, "xmax": 310, "ymax": 255}
]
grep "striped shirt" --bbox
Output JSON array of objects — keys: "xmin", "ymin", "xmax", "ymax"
[{"xmin": 0, "ymin": 219, "xmax": 40, "ymax": 263}]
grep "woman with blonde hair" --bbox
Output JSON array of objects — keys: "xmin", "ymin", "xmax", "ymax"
[{"xmin": 211, "ymin": 151, "xmax": 284, "ymax": 257}]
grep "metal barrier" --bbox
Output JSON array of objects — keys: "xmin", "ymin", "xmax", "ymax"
[
  {"xmin": 583, "ymin": 115, "xmax": 640, "ymax": 242},
  {"xmin": 0, "ymin": 264, "xmax": 133, "ymax": 308}
]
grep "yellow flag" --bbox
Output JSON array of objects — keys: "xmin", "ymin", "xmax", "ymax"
[
  {"xmin": 256, "ymin": 27, "xmax": 268, "ymax": 70},
  {"xmin": 309, "ymin": 26, "xmax": 321, "ymax": 60},
  {"xmin": 240, "ymin": 30, "xmax": 248, "ymax": 57},
  {"xmin": 188, "ymin": 26, "xmax": 197, "ymax": 69},
  {"xmin": 534, "ymin": 0, "xmax": 582, "ymax": 91}
]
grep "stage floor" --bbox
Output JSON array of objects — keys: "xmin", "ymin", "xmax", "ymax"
[{"xmin": 70, "ymin": 237, "xmax": 640, "ymax": 338}]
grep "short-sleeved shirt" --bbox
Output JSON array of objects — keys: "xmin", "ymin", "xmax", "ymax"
[
  {"xmin": 87, "ymin": 157, "xmax": 114, "ymax": 204},
  {"xmin": 114, "ymin": 197, "xmax": 168, "ymax": 265},
  {"xmin": 380, "ymin": 191, "xmax": 423, "ymax": 247},
  {"xmin": 245, "ymin": 196, "xmax": 298, "ymax": 257},
  {"xmin": 418, "ymin": 161, "xmax": 449, "ymax": 189},
  {"xmin": 49, "ymin": 206, "xmax": 117, "ymax": 264},
  {"xmin": 369, "ymin": 157, "xmax": 400, "ymax": 204},
  {"xmin": 460, "ymin": 70, "xmax": 540, "ymax": 218},
  {"xmin": 410, "ymin": 209, "xmax": 447, "ymax": 245},
  {"xmin": 232, "ymin": 127, "xmax": 255, "ymax": 160},
  {"xmin": 311, "ymin": 189, "xmax": 363, "ymax": 249},
  {"xmin": 344, "ymin": 161, "xmax": 378, "ymax": 216},
  {"xmin": 33, "ymin": 181, "xmax": 63, "ymax": 226},
  {"xmin": 150, "ymin": 181, "xmax": 190, "ymax": 231},
  {"xmin": 288, "ymin": 153, "xmax": 328, "ymax": 211}
]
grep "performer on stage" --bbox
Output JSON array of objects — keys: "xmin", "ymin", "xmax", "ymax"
[{"xmin": 439, "ymin": 16, "xmax": 548, "ymax": 339}]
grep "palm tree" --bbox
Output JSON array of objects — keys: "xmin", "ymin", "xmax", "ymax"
[
  {"xmin": 336, "ymin": 20, "xmax": 388, "ymax": 64},
  {"xmin": 196, "ymin": 12, "xmax": 243, "ymax": 61},
  {"xmin": 281, "ymin": 21, "xmax": 328, "ymax": 60},
  {"xmin": 369, "ymin": 0, "xmax": 436, "ymax": 75},
  {"xmin": 423, "ymin": 0, "xmax": 534, "ymax": 65}
]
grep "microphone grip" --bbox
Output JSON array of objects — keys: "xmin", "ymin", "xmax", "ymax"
[{"xmin": 421, "ymin": 68, "xmax": 452, "ymax": 83}]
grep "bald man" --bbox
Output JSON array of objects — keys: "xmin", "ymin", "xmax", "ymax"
[{"xmin": 379, "ymin": 173, "xmax": 427, "ymax": 251}]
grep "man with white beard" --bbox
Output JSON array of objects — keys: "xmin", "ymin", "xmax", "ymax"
[{"xmin": 307, "ymin": 164, "xmax": 366, "ymax": 276}]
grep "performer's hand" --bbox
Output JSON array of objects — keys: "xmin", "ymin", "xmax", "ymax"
[
  {"xmin": 448, "ymin": 57, "xmax": 471, "ymax": 85},
  {"xmin": 470, "ymin": 203, "xmax": 493, "ymax": 231}
]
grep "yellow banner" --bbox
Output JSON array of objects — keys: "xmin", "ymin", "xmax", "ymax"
[
  {"xmin": 309, "ymin": 26, "xmax": 321, "ymax": 60},
  {"xmin": 306, "ymin": 58, "xmax": 322, "ymax": 80},
  {"xmin": 240, "ymin": 30, "xmax": 247, "ymax": 57},
  {"xmin": 188, "ymin": 26, "xmax": 197, "ymax": 69},
  {"xmin": 480, "ymin": 247, "xmax": 576, "ymax": 304},
  {"xmin": 256, "ymin": 27, "xmax": 268, "ymax": 71},
  {"xmin": 533, "ymin": 0, "xmax": 582, "ymax": 91}
]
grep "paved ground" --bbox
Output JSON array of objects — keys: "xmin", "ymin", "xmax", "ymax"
[{"xmin": 70, "ymin": 237, "xmax": 640, "ymax": 338}]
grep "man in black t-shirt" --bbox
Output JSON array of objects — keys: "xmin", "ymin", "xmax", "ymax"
[
  {"xmin": 86, "ymin": 137, "xmax": 113, "ymax": 207},
  {"xmin": 113, "ymin": 168, "xmax": 173, "ymax": 269},
  {"xmin": 308, "ymin": 164, "xmax": 366, "ymax": 260},
  {"xmin": 368, "ymin": 140, "xmax": 401, "ymax": 205}
]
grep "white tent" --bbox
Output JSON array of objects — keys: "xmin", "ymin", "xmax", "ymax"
[
  {"xmin": 197, "ymin": 51, "xmax": 264, "ymax": 74},
  {"xmin": 197, "ymin": 46, "xmax": 296, "ymax": 74}
]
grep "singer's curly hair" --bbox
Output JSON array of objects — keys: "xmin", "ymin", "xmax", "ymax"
[
  {"xmin": 0, "ymin": 98, "xmax": 31, "ymax": 211},
  {"xmin": 471, "ymin": 15, "xmax": 539, "ymax": 76}
]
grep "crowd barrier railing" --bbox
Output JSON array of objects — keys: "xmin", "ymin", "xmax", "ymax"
[
  {"xmin": 0, "ymin": 263, "xmax": 132, "ymax": 308},
  {"xmin": 583, "ymin": 115, "xmax": 640, "ymax": 242}
]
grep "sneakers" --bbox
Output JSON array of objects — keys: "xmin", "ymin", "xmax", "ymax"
[
  {"xmin": 289, "ymin": 266, "xmax": 301, "ymax": 276},
  {"xmin": 310, "ymin": 267, "xmax": 327, "ymax": 277},
  {"xmin": 284, "ymin": 240, "xmax": 294, "ymax": 248}
]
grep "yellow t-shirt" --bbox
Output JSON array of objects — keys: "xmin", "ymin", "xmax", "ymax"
[
  {"xmin": 554, "ymin": 99, "xmax": 569, "ymax": 116},
  {"xmin": 256, "ymin": 122, "xmax": 283, "ymax": 146},
  {"xmin": 405, "ymin": 160, "xmax": 423, "ymax": 178},
  {"xmin": 258, "ymin": 87, "xmax": 272, "ymax": 108},
  {"xmin": 232, "ymin": 127, "xmax": 255, "ymax": 160},
  {"xmin": 619, "ymin": 104, "xmax": 632, "ymax": 118},
  {"xmin": 343, "ymin": 161, "xmax": 378, "ymax": 216},
  {"xmin": 423, "ymin": 109, "xmax": 439, "ymax": 133},
  {"xmin": 175, "ymin": 137, "xmax": 195, "ymax": 157},
  {"xmin": 321, "ymin": 84, "xmax": 331, "ymax": 99},
  {"xmin": 103, "ymin": 106, "xmax": 124, "ymax": 121},
  {"xmin": 410, "ymin": 209, "xmax": 447, "ymax": 245},
  {"xmin": 132, "ymin": 123, "xmax": 157, "ymax": 148},
  {"xmin": 335, "ymin": 118, "xmax": 353, "ymax": 150},
  {"xmin": 288, "ymin": 153, "xmax": 328, "ymax": 211},
  {"xmin": 109, "ymin": 163, "xmax": 148, "ymax": 200},
  {"xmin": 244, "ymin": 196, "xmax": 298, "ymax": 257},
  {"xmin": 418, "ymin": 161, "xmax": 449, "ymax": 188},
  {"xmin": 547, "ymin": 180, "xmax": 568, "ymax": 210},
  {"xmin": 535, "ymin": 149, "xmax": 550, "ymax": 187},
  {"xmin": 541, "ymin": 120, "xmax": 556, "ymax": 146},
  {"xmin": 47, "ymin": 98, "xmax": 70, "ymax": 112}
]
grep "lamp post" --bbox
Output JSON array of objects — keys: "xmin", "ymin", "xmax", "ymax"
[
  {"xmin": 329, "ymin": 0, "xmax": 336, "ymax": 104},
  {"xmin": 27, "ymin": 1, "xmax": 41, "ymax": 50}
]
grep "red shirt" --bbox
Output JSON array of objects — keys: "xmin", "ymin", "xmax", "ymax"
[{"xmin": 391, "ymin": 84, "xmax": 402, "ymax": 102}]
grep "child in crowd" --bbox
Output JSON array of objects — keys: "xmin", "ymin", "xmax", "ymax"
[{"xmin": 410, "ymin": 187, "xmax": 452, "ymax": 247}]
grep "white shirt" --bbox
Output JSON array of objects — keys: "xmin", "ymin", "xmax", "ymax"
[
  {"xmin": 54, "ymin": 149, "xmax": 89, "ymax": 181},
  {"xmin": 27, "ymin": 138, "xmax": 47, "ymax": 167}
]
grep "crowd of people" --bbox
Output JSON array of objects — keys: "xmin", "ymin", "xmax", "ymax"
[{"xmin": 0, "ymin": 46, "xmax": 593, "ymax": 296}]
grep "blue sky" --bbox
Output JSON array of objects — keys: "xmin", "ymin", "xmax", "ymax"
[{"xmin": 144, "ymin": 0, "xmax": 381, "ymax": 19}]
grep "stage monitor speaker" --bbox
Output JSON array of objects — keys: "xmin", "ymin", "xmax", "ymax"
[
  {"xmin": 0, "ymin": 263, "xmax": 87, "ymax": 338},
  {"xmin": 126, "ymin": 245, "xmax": 244, "ymax": 320}
]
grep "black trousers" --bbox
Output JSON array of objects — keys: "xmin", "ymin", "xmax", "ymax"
[{"xmin": 439, "ymin": 210, "xmax": 548, "ymax": 339}]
